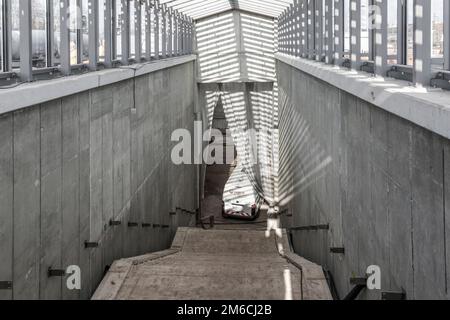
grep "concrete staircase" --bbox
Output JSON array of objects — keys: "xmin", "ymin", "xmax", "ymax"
[{"xmin": 92, "ymin": 227, "xmax": 332, "ymax": 300}]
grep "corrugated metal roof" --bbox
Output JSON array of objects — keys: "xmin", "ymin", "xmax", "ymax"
[{"xmin": 159, "ymin": 0, "xmax": 293, "ymax": 20}]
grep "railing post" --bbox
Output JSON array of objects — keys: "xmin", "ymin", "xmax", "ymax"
[
  {"xmin": 307, "ymin": 0, "xmax": 315, "ymax": 59},
  {"xmin": 135, "ymin": 0, "xmax": 142, "ymax": 62},
  {"xmin": 350, "ymin": 0, "xmax": 361, "ymax": 68},
  {"xmin": 294, "ymin": 0, "xmax": 300, "ymax": 57},
  {"xmin": 3, "ymin": 0, "xmax": 12, "ymax": 71},
  {"xmin": 397, "ymin": 0, "xmax": 406, "ymax": 64},
  {"xmin": 104, "ymin": 0, "xmax": 113, "ymax": 67},
  {"xmin": 301, "ymin": 0, "xmax": 307, "ymax": 57},
  {"xmin": 154, "ymin": 0, "xmax": 159, "ymax": 59},
  {"xmin": 145, "ymin": 0, "xmax": 152, "ymax": 61},
  {"xmin": 19, "ymin": 0, "xmax": 32, "ymax": 81},
  {"xmin": 445, "ymin": 0, "xmax": 450, "ymax": 70},
  {"xmin": 291, "ymin": 3, "xmax": 295, "ymax": 56},
  {"xmin": 120, "ymin": 0, "xmax": 130, "ymax": 65},
  {"xmin": 334, "ymin": 0, "xmax": 344, "ymax": 65},
  {"xmin": 167, "ymin": 7, "xmax": 173, "ymax": 57},
  {"xmin": 325, "ymin": 0, "xmax": 334, "ymax": 63},
  {"xmin": 374, "ymin": 0, "xmax": 388, "ymax": 76},
  {"xmin": 161, "ymin": 3, "xmax": 166, "ymax": 58},
  {"xmin": 59, "ymin": 0, "xmax": 71, "ymax": 75},
  {"xmin": 173, "ymin": 11, "xmax": 178, "ymax": 56},
  {"xmin": 47, "ymin": 0, "xmax": 54, "ymax": 67},
  {"xmin": 190, "ymin": 17, "xmax": 194, "ymax": 54},
  {"xmin": 413, "ymin": 0, "xmax": 432, "ymax": 86},
  {"xmin": 279, "ymin": 11, "xmax": 284, "ymax": 53},
  {"xmin": 315, "ymin": 0, "xmax": 323, "ymax": 61},
  {"xmin": 88, "ymin": 0, "xmax": 99, "ymax": 70}
]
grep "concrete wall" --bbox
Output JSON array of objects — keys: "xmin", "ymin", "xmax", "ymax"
[
  {"xmin": 0, "ymin": 61, "xmax": 197, "ymax": 300},
  {"xmin": 277, "ymin": 60, "xmax": 450, "ymax": 300}
]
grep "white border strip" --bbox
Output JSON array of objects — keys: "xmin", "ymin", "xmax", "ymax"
[
  {"xmin": 0, "ymin": 55, "xmax": 197, "ymax": 115},
  {"xmin": 276, "ymin": 53, "xmax": 450, "ymax": 140}
]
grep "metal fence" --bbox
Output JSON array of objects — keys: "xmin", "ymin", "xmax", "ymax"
[
  {"xmin": 0, "ymin": 0, "xmax": 194, "ymax": 84},
  {"xmin": 278, "ymin": 0, "xmax": 450, "ymax": 89}
]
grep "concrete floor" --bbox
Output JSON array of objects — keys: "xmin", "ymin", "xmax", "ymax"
[{"xmin": 93, "ymin": 227, "xmax": 331, "ymax": 300}]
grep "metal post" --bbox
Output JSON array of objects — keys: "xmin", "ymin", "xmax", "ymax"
[
  {"xmin": 288, "ymin": 4, "xmax": 295, "ymax": 56},
  {"xmin": 181, "ymin": 15, "xmax": 185, "ymax": 55},
  {"xmin": 301, "ymin": 0, "xmax": 306, "ymax": 57},
  {"xmin": 76, "ymin": 0, "xmax": 82, "ymax": 64},
  {"xmin": 88, "ymin": 0, "xmax": 99, "ymax": 70},
  {"xmin": 350, "ymin": 0, "xmax": 361, "ymax": 68},
  {"xmin": 121, "ymin": 0, "xmax": 130, "ymax": 65},
  {"xmin": 190, "ymin": 17, "xmax": 194, "ymax": 53},
  {"xmin": 178, "ymin": 12, "xmax": 182, "ymax": 55},
  {"xmin": 173, "ymin": 11, "xmax": 178, "ymax": 56},
  {"xmin": 135, "ymin": 0, "xmax": 142, "ymax": 61},
  {"xmin": 46, "ymin": 0, "xmax": 54, "ymax": 67},
  {"xmin": 397, "ymin": 0, "xmax": 406, "ymax": 64},
  {"xmin": 104, "ymin": 0, "xmax": 113, "ymax": 67},
  {"xmin": 279, "ymin": 11, "xmax": 284, "ymax": 53},
  {"xmin": 315, "ymin": 0, "xmax": 323, "ymax": 61},
  {"xmin": 161, "ymin": 4, "xmax": 166, "ymax": 58},
  {"xmin": 307, "ymin": 0, "xmax": 315, "ymax": 59},
  {"xmin": 154, "ymin": 0, "xmax": 159, "ymax": 59},
  {"xmin": 294, "ymin": 0, "xmax": 300, "ymax": 57},
  {"xmin": 4, "ymin": 0, "xmax": 12, "ymax": 71},
  {"xmin": 444, "ymin": 0, "xmax": 449, "ymax": 70},
  {"xmin": 145, "ymin": 0, "xmax": 151, "ymax": 60},
  {"xmin": 334, "ymin": 0, "xmax": 344, "ymax": 64},
  {"xmin": 413, "ymin": 0, "xmax": 431, "ymax": 86},
  {"xmin": 60, "ymin": 0, "xmax": 70, "ymax": 75},
  {"xmin": 167, "ymin": 8, "xmax": 172, "ymax": 57},
  {"xmin": 184, "ymin": 15, "xmax": 188, "ymax": 55},
  {"xmin": 374, "ymin": 0, "xmax": 388, "ymax": 76},
  {"xmin": 325, "ymin": 0, "xmax": 334, "ymax": 63},
  {"xmin": 19, "ymin": 0, "xmax": 32, "ymax": 81}
]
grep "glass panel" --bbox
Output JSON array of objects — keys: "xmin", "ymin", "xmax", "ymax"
[
  {"xmin": 387, "ymin": 0, "xmax": 398, "ymax": 64},
  {"xmin": 53, "ymin": 0, "xmax": 61, "ymax": 66},
  {"xmin": 129, "ymin": 0, "xmax": 135, "ymax": 58},
  {"xmin": 98, "ymin": 0, "xmax": 105, "ymax": 62},
  {"xmin": 431, "ymin": 0, "xmax": 444, "ymax": 65},
  {"xmin": 406, "ymin": 0, "xmax": 414, "ymax": 65},
  {"xmin": 32, "ymin": 0, "xmax": 47, "ymax": 68},
  {"xmin": 11, "ymin": 0, "xmax": 19, "ymax": 68},
  {"xmin": 361, "ymin": 0, "xmax": 369, "ymax": 60}
]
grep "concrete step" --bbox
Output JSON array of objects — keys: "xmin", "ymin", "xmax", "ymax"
[{"xmin": 92, "ymin": 227, "xmax": 332, "ymax": 300}]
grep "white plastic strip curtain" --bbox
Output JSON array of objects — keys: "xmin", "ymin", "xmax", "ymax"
[
  {"xmin": 220, "ymin": 83, "xmax": 266, "ymax": 203},
  {"xmin": 248, "ymin": 82, "xmax": 278, "ymax": 204},
  {"xmin": 198, "ymin": 83, "xmax": 221, "ymax": 129}
]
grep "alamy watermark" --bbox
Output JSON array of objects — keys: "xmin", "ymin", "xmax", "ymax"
[{"xmin": 170, "ymin": 121, "xmax": 277, "ymax": 166}]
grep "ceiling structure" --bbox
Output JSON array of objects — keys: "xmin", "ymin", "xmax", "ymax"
[{"xmin": 159, "ymin": 0, "xmax": 294, "ymax": 20}]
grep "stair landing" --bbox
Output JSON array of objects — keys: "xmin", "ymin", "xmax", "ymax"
[{"xmin": 92, "ymin": 227, "xmax": 332, "ymax": 300}]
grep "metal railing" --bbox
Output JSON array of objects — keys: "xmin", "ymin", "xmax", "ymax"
[
  {"xmin": 0, "ymin": 0, "xmax": 194, "ymax": 84},
  {"xmin": 277, "ymin": 0, "xmax": 450, "ymax": 89}
]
